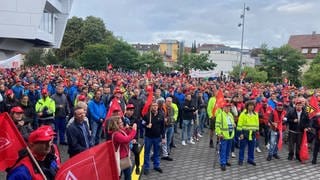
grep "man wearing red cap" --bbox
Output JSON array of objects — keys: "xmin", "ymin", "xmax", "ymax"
[
  {"xmin": 286, "ymin": 100, "xmax": 310, "ymax": 161},
  {"xmin": 7, "ymin": 126, "xmax": 59, "ymax": 179},
  {"xmin": 10, "ymin": 106, "xmax": 33, "ymax": 141},
  {"xmin": 256, "ymin": 98, "xmax": 273, "ymax": 150},
  {"xmin": 4, "ymin": 89, "xmax": 19, "ymax": 113},
  {"xmin": 267, "ymin": 102, "xmax": 286, "ymax": 161},
  {"xmin": 35, "ymin": 89, "xmax": 56, "ymax": 126}
]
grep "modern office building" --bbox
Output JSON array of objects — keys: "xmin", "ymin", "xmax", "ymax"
[{"xmin": 0, "ymin": 0, "xmax": 73, "ymax": 62}]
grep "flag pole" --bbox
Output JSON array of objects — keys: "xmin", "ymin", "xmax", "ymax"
[{"xmin": 26, "ymin": 146, "xmax": 47, "ymax": 180}]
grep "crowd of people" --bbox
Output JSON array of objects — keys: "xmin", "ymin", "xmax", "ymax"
[{"xmin": 1, "ymin": 66, "xmax": 320, "ymax": 179}]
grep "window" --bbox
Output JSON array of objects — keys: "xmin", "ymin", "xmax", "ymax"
[
  {"xmin": 311, "ymin": 48, "xmax": 318, "ymax": 54},
  {"xmin": 220, "ymin": 50, "xmax": 224, "ymax": 54},
  {"xmin": 301, "ymin": 48, "xmax": 308, "ymax": 54},
  {"xmin": 39, "ymin": 11, "xmax": 54, "ymax": 34}
]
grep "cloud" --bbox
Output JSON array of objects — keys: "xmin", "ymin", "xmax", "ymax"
[{"xmin": 277, "ymin": 2, "xmax": 313, "ymax": 13}]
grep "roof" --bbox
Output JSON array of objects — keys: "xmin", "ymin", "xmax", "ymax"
[
  {"xmin": 198, "ymin": 44, "xmax": 241, "ymax": 52},
  {"xmin": 288, "ymin": 33, "xmax": 320, "ymax": 50},
  {"xmin": 159, "ymin": 40, "xmax": 179, "ymax": 44}
]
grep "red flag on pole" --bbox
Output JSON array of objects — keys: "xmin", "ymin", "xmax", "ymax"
[
  {"xmin": 108, "ymin": 64, "xmax": 113, "ymax": 70},
  {"xmin": 55, "ymin": 141, "xmax": 119, "ymax": 180},
  {"xmin": 141, "ymin": 85, "xmax": 153, "ymax": 117},
  {"xmin": 277, "ymin": 120, "xmax": 283, "ymax": 150},
  {"xmin": 307, "ymin": 95, "xmax": 319, "ymax": 119},
  {"xmin": 212, "ymin": 89, "xmax": 225, "ymax": 118},
  {"xmin": 0, "ymin": 113, "xmax": 27, "ymax": 171},
  {"xmin": 103, "ymin": 98, "xmax": 124, "ymax": 132},
  {"xmin": 146, "ymin": 69, "xmax": 151, "ymax": 79},
  {"xmin": 299, "ymin": 130, "xmax": 309, "ymax": 163}
]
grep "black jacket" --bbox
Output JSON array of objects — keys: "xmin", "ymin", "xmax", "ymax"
[
  {"xmin": 182, "ymin": 99, "xmax": 196, "ymax": 120},
  {"xmin": 143, "ymin": 111, "xmax": 165, "ymax": 139},
  {"xmin": 286, "ymin": 108, "xmax": 310, "ymax": 132},
  {"xmin": 66, "ymin": 120, "xmax": 91, "ymax": 157},
  {"xmin": 128, "ymin": 96, "xmax": 144, "ymax": 120}
]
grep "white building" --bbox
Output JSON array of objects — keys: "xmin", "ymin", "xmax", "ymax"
[
  {"xmin": 0, "ymin": 0, "xmax": 73, "ymax": 60},
  {"xmin": 199, "ymin": 44, "xmax": 255, "ymax": 75}
]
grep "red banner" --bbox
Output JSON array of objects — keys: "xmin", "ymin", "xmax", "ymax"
[
  {"xmin": 141, "ymin": 85, "xmax": 153, "ymax": 117},
  {"xmin": 56, "ymin": 141, "xmax": 119, "ymax": 180},
  {"xmin": 212, "ymin": 89, "xmax": 224, "ymax": 118},
  {"xmin": 299, "ymin": 130, "xmax": 309, "ymax": 162},
  {"xmin": 0, "ymin": 113, "xmax": 27, "ymax": 171},
  {"xmin": 308, "ymin": 95, "xmax": 319, "ymax": 119}
]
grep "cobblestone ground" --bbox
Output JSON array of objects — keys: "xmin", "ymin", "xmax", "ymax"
[
  {"xmin": 1, "ymin": 128, "xmax": 319, "ymax": 180},
  {"xmin": 140, "ymin": 129, "xmax": 320, "ymax": 180}
]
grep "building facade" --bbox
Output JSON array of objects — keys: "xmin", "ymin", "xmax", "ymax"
[
  {"xmin": 0, "ymin": 0, "xmax": 73, "ymax": 60},
  {"xmin": 132, "ymin": 43, "xmax": 159, "ymax": 54},
  {"xmin": 159, "ymin": 40, "xmax": 179, "ymax": 67},
  {"xmin": 288, "ymin": 32, "xmax": 320, "ymax": 60},
  {"xmin": 198, "ymin": 44, "xmax": 255, "ymax": 75}
]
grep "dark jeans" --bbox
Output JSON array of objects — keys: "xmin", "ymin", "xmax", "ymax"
[
  {"xmin": 54, "ymin": 117, "xmax": 67, "ymax": 143},
  {"xmin": 122, "ymin": 167, "xmax": 131, "ymax": 180},
  {"xmin": 288, "ymin": 131, "xmax": 302, "ymax": 159},
  {"xmin": 260, "ymin": 123, "xmax": 270, "ymax": 145},
  {"xmin": 313, "ymin": 137, "xmax": 320, "ymax": 162},
  {"xmin": 144, "ymin": 137, "xmax": 161, "ymax": 170}
]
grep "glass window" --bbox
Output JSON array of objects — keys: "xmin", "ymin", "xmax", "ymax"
[
  {"xmin": 301, "ymin": 48, "xmax": 308, "ymax": 54},
  {"xmin": 311, "ymin": 48, "xmax": 318, "ymax": 54}
]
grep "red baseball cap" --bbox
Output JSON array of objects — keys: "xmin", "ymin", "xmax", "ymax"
[
  {"xmin": 41, "ymin": 89, "xmax": 48, "ymax": 95},
  {"xmin": 126, "ymin": 104, "xmax": 135, "ymax": 109},
  {"xmin": 11, "ymin": 106, "xmax": 24, "ymax": 113},
  {"xmin": 37, "ymin": 125, "xmax": 56, "ymax": 136},
  {"xmin": 262, "ymin": 98, "xmax": 268, "ymax": 103},
  {"xmin": 5, "ymin": 89, "xmax": 13, "ymax": 96},
  {"xmin": 113, "ymin": 87, "xmax": 123, "ymax": 94},
  {"xmin": 29, "ymin": 126, "xmax": 55, "ymax": 143},
  {"xmin": 276, "ymin": 102, "xmax": 283, "ymax": 106},
  {"xmin": 78, "ymin": 94, "xmax": 86, "ymax": 101}
]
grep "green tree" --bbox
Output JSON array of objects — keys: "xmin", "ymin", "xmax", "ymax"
[
  {"xmin": 176, "ymin": 53, "xmax": 216, "ymax": 74},
  {"xmin": 231, "ymin": 65, "xmax": 268, "ymax": 82},
  {"xmin": 79, "ymin": 44, "xmax": 110, "ymax": 70},
  {"xmin": 43, "ymin": 49, "xmax": 59, "ymax": 65},
  {"xmin": 302, "ymin": 54, "xmax": 320, "ymax": 88},
  {"xmin": 55, "ymin": 16, "xmax": 84, "ymax": 60},
  {"xmin": 109, "ymin": 40, "xmax": 139, "ymax": 70},
  {"xmin": 260, "ymin": 45, "xmax": 306, "ymax": 85},
  {"xmin": 135, "ymin": 51, "xmax": 166, "ymax": 72},
  {"xmin": 80, "ymin": 16, "xmax": 109, "ymax": 46},
  {"xmin": 25, "ymin": 48, "xmax": 46, "ymax": 66}
]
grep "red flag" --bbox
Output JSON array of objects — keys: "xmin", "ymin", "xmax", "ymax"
[
  {"xmin": 0, "ymin": 113, "xmax": 27, "ymax": 171},
  {"xmin": 299, "ymin": 130, "xmax": 309, "ymax": 162},
  {"xmin": 108, "ymin": 64, "xmax": 113, "ymax": 70},
  {"xmin": 56, "ymin": 141, "xmax": 119, "ymax": 180},
  {"xmin": 308, "ymin": 95, "xmax": 319, "ymax": 119},
  {"xmin": 106, "ymin": 98, "xmax": 123, "ymax": 120},
  {"xmin": 141, "ymin": 85, "xmax": 153, "ymax": 117},
  {"xmin": 146, "ymin": 69, "xmax": 151, "ymax": 79},
  {"xmin": 212, "ymin": 89, "xmax": 224, "ymax": 117},
  {"xmin": 49, "ymin": 65, "xmax": 54, "ymax": 73},
  {"xmin": 284, "ymin": 77, "xmax": 288, "ymax": 84}
]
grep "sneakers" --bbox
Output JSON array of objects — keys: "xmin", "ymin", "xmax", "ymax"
[
  {"xmin": 209, "ymin": 140, "xmax": 214, "ymax": 148},
  {"xmin": 144, "ymin": 169, "xmax": 149, "ymax": 175},
  {"xmin": 247, "ymin": 161, "xmax": 256, "ymax": 166},
  {"xmin": 135, "ymin": 167, "xmax": 140, "ymax": 174},
  {"xmin": 197, "ymin": 133, "xmax": 203, "ymax": 137},
  {"xmin": 226, "ymin": 162, "xmax": 231, "ymax": 166},
  {"xmin": 161, "ymin": 156, "xmax": 173, "ymax": 161},
  {"xmin": 267, "ymin": 155, "xmax": 272, "ymax": 161},
  {"xmin": 273, "ymin": 154, "xmax": 280, "ymax": 159},
  {"xmin": 266, "ymin": 143, "xmax": 270, "ymax": 150},
  {"xmin": 220, "ymin": 165, "xmax": 226, "ymax": 171},
  {"xmin": 231, "ymin": 152, "xmax": 236, "ymax": 158},
  {"xmin": 188, "ymin": 139, "xmax": 196, "ymax": 144},
  {"xmin": 154, "ymin": 167, "xmax": 163, "ymax": 173},
  {"xmin": 256, "ymin": 147, "xmax": 262, "ymax": 153},
  {"xmin": 182, "ymin": 141, "xmax": 186, "ymax": 146}
]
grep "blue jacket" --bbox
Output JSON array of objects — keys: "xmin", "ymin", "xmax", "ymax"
[
  {"xmin": 67, "ymin": 85, "xmax": 78, "ymax": 106},
  {"xmin": 88, "ymin": 99, "xmax": 106, "ymax": 122},
  {"xmin": 25, "ymin": 90, "xmax": 40, "ymax": 106},
  {"xmin": 268, "ymin": 99, "xmax": 276, "ymax": 109},
  {"xmin": 174, "ymin": 92, "xmax": 185, "ymax": 106},
  {"xmin": 7, "ymin": 166, "xmax": 32, "ymax": 180},
  {"xmin": 11, "ymin": 85, "xmax": 24, "ymax": 99}
]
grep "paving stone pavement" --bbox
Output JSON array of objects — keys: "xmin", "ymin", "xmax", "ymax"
[{"xmin": 140, "ymin": 129, "xmax": 320, "ymax": 180}]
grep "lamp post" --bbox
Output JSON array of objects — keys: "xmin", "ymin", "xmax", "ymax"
[{"xmin": 238, "ymin": 3, "xmax": 250, "ymax": 80}]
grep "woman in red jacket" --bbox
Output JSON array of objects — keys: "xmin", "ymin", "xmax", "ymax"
[{"xmin": 109, "ymin": 115, "xmax": 137, "ymax": 180}]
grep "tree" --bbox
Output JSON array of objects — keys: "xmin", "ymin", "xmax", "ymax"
[
  {"xmin": 25, "ymin": 48, "xmax": 46, "ymax": 66},
  {"xmin": 176, "ymin": 53, "xmax": 216, "ymax": 74},
  {"xmin": 260, "ymin": 45, "xmax": 306, "ymax": 85},
  {"xmin": 55, "ymin": 16, "xmax": 84, "ymax": 60},
  {"xmin": 43, "ymin": 49, "xmax": 59, "ymax": 65},
  {"xmin": 80, "ymin": 16, "xmax": 108, "ymax": 46},
  {"xmin": 135, "ymin": 51, "xmax": 166, "ymax": 72},
  {"xmin": 108, "ymin": 40, "xmax": 139, "ymax": 70},
  {"xmin": 231, "ymin": 65, "xmax": 268, "ymax": 82},
  {"xmin": 79, "ymin": 44, "xmax": 110, "ymax": 70},
  {"xmin": 302, "ymin": 54, "xmax": 320, "ymax": 88}
]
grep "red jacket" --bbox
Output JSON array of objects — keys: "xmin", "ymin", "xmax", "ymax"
[
  {"xmin": 112, "ymin": 128, "xmax": 136, "ymax": 159},
  {"xmin": 257, "ymin": 105, "xmax": 273, "ymax": 125},
  {"xmin": 270, "ymin": 110, "xmax": 286, "ymax": 131}
]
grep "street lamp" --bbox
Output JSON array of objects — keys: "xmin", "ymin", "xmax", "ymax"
[{"xmin": 238, "ymin": 3, "xmax": 250, "ymax": 80}]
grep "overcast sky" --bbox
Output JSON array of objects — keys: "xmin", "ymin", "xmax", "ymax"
[{"xmin": 70, "ymin": 0, "xmax": 320, "ymax": 49}]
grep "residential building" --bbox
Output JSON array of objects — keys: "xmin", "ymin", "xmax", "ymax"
[
  {"xmin": 132, "ymin": 43, "xmax": 159, "ymax": 54},
  {"xmin": 288, "ymin": 31, "xmax": 320, "ymax": 60},
  {"xmin": 198, "ymin": 44, "xmax": 255, "ymax": 75},
  {"xmin": 0, "ymin": 0, "xmax": 74, "ymax": 61},
  {"xmin": 159, "ymin": 40, "xmax": 179, "ymax": 67}
]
